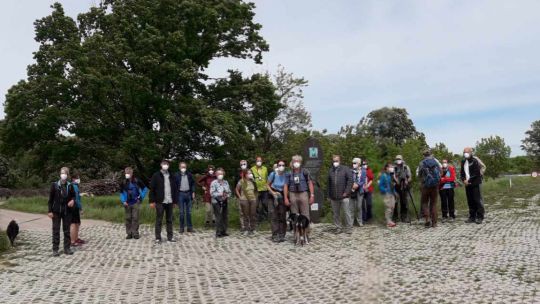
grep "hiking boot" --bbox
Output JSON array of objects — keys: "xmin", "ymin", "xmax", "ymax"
[
  {"xmin": 167, "ymin": 238, "xmax": 177, "ymax": 242},
  {"xmin": 475, "ymin": 218, "xmax": 483, "ymax": 225},
  {"xmin": 278, "ymin": 235, "xmax": 286, "ymax": 242},
  {"xmin": 126, "ymin": 234, "xmax": 133, "ymax": 240},
  {"xmin": 465, "ymin": 218, "xmax": 476, "ymax": 224},
  {"xmin": 179, "ymin": 229, "xmax": 185, "ymax": 234},
  {"xmin": 187, "ymin": 228, "xmax": 194, "ymax": 233},
  {"xmin": 249, "ymin": 230, "xmax": 255, "ymax": 235},
  {"xmin": 52, "ymin": 250, "xmax": 60, "ymax": 257},
  {"xmin": 155, "ymin": 239, "xmax": 162, "ymax": 244},
  {"xmin": 64, "ymin": 249, "xmax": 74, "ymax": 255},
  {"xmin": 222, "ymin": 233, "xmax": 229, "ymax": 237},
  {"xmin": 449, "ymin": 217, "xmax": 455, "ymax": 223},
  {"xmin": 243, "ymin": 231, "xmax": 250, "ymax": 237},
  {"xmin": 133, "ymin": 234, "xmax": 140, "ymax": 240}
]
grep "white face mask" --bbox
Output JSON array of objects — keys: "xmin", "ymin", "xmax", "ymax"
[
  {"xmin": 396, "ymin": 160, "xmax": 403, "ymax": 165},
  {"xmin": 217, "ymin": 174, "xmax": 224, "ymax": 180},
  {"xmin": 256, "ymin": 161, "xmax": 262, "ymax": 167},
  {"xmin": 333, "ymin": 161, "xmax": 340, "ymax": 167},
  {"xmin": 443, "ymin": 163, "xmax": 448, "ymax": 168},
  {"xmin": 464, "ymin": 152, "xmax": 471, "ymax": 159},
  {"xmin": 278, "ymin": 165, "xmax": 285, "ymax": 172},
  {"xmin": 208, "ymin": 170, "xmax": 214, "ymax": 175},
  {"xmin": 161, "ymin": 164, "xmax": 169, "ymax": 171},
  {"xmin": 180, "ymin": 168, "xmax": 186, "ymax": 173},
  {"xmin": 293, "ymin": 162, "xmax": 301, "ymax": 169},
  {"xmin": 60, "ymin": 173, "xmax": 68, "ymax": 181},
  {"xmin": 125, "ymin": 174, "xmax": 131, "ymax": 179},
  {"xmin": 352, "ymin": 164, "xmax": 359, "ymax": 169},
  {"xmin": 247, "ymin": 174, "xmax": 254, "ymax": 179},
  {"xmin": 240, "ymin": 164, "xmax": 247, "ymax": 170}
]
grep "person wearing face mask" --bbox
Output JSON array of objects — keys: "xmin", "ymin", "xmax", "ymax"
[
  {"xmin": 284, "ymin": 155, "xmax": 315, "ymax": 221},
  {"xmin": 120, "ymin": 167, "xmax": 148, "ymax": 239},
  {"xmin": 235, "ymin": 160, "xmax": 249, "ymax": 232},
  {"xmin": 251, "ymin": 156, "xmax": 270, "ymax": 223},
  {"xmin": 149, "ymin": 159, "xmax": 179, "ymax": 243},
  {"xmin": 439, "ymin": 159, "xmax": 456, "ymax": 222},
  {"xmin": 460, "ymin": 147, "xmax": 487, "ymax": 224},
  {"xmin": 70, "ymin": 174, "xmax": 85, "ymax": 247},
  {"xmin": 379, "ymin": 163, "xmax": 397, "ymax": 228},
  {"xmin": 417, "ymin": 149, "xmax": 442, "ymax": 228},
  {"xmin": 48, "ymin": 167, "xmax": 76, "ymax": 256},
  {"xmin": 210, "ymin": 168, "xmax": 232, "ymax": 238},
  {"xmin": 350, "ymin": 158, "xmax": 366, "ymax": 226},
  {"xmin": 175, "ymin": 162, "xmax": 196, "ymax": 234},
  {"xmin": 361, "ymin": 160, "xmax": 375, "ymax": 223},
  {"xmin": 393, "ymin": 155, "xmax": 412, "ymax": 223},
  {"xmin": 327, "ymin": 155, "xmax": 354, "ymax": 234},
  {"xmin": 197, "ymin": 165, "xmax": 217, "ymax": 227},
  {"xmin": 235, "ymin": 169, "xmax": 258, "ymax": 236},
  {"xmin": 267, "ymin": 160, "xmax": 288, "ymax": 242}
]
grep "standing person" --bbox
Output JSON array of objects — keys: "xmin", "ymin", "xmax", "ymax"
[
  {"xmin": 235, "ymin": 169, "xmax": 258, "ymax": 236},
  {"xmin": 120, "ymin": 167, "xmax": 148, "ymax": 240},
  {"xmin": 176, "ymin": 162, "xmax": 196, "ymax": 233},
  {"xmin": 350, "ymin": 158, "xmax": 366, "ymax": 226},
  {"xmin": 251, "ymin": 156, "xmax": 269, "ymax": 222},
  {"xmin": 361, "ymin": 160, "xmax": 374, "ymax": 223},
  {"xmin": 284, "ymin": 155, "xmax": 315, "ymax": 220},
  {"xmin": 417, "ymin": 149, "xmax": 442, "ymax": 228},
  {"xmin": 47, "ymin": 167, "xmax": 76, "ymax": 256},
  {"xmin": 197, "ymin": 165, "xmax": 216, "ymax": 227},
  {"xmin": 461, "ymin": 147, "xmax": 487, "ymax": 224},
  {"xmin": 379, "ymin": 163, "xmax": 397, "ymax": 228},
  {"xmin": 267, "ymin": 160, "xmax": 288, "ymax": 242},
  {"xmin": 393, "ymin": 155, "xmax": 412, "ymax": 222},
  {"xmin": 327, "ymin": 155, "xmax": 354, "ymax": 234},
  {"xmin": 210, "ymin": 168, "xmax": 232, "ymax": 238},
  {"xmin": 149, "ymin": 160, "xmax": 179, "ymax": 243},
  {"xmin": 70, "ymin": 174, "xmax": 85, "ymax": 247},
  {"xmin": 439, "ymin": 159, "xmax": 456, "ymax": 222},
  {"xmin": 236, "ymin": 160, "xmax": 249, "ymax": 232}
]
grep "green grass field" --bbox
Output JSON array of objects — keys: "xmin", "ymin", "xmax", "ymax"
[{"xmin": 1, "ymin": 176, "xmax": 538, "ymax": 233}]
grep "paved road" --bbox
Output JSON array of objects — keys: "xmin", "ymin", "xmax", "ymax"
[
  {"xmin": 0, "ymin": 196, "xmax": 538, "ymax": 303},
  {"xmin": 0, "ymin": 208, "xmax": 108, "ymax": 232}
]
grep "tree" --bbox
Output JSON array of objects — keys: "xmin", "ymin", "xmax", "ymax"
[
  {"xmin": 507, "ymin": 156, "xmax": 534, "ymax": 174},
  {"xmin": 475, "ymin": 135, "xmax": 511, "ymax": 179},
  {"xmin": 356, "ymin": 107, "xmax": 421, "ymax": 146},
  {"xmin": 522, "ymin": 120, "xmax": 540, "ymax": 166},
  {"xmin": 431, "ymin": 143, "xmax": 454, "ymax": 163},
  {"xmin": 1, "ymin": 1, "xmax": 275, "ymax": 181}
]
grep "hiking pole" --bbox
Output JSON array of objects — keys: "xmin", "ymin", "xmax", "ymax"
[{"xmin": 407, "ymin": 188, "xmax": 420, "ymax": 221}]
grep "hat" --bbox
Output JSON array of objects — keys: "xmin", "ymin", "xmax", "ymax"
[
  {"xmin": 423, "ymin": 148, "xmax": 432, "ymax": 156},
  {"xmin": 352, "ymin": 157, "xmax": 361, "ymax": 164},
  {"xmin": 395, "ymin": 155, "xmax": 403, "ymax": 160}
]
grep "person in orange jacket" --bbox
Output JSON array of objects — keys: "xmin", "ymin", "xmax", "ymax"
[{"xmin": 439, "ymin": 159, "xmax": 456, "ymax": 221}]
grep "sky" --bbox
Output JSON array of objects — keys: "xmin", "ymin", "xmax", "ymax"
[{"xmin": 1, "ymin": 1, "xmax": 539, "ymax": 156}]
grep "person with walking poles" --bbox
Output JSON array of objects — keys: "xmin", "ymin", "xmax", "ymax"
[
  {"xmin": 267, "ymin": 160, "xmax": 288, "ymax": 242},
  {"xmin": 48, "ymin": 167, "xmax": 76, "ymax": 256},
  {"xmin": 284, "ymin": 155, "xmax": 315, "ymax": 220},
  {"xmin": 149, "ymin": 160, "xmax": 179, "ymax": 243},
  {"xmin": 461, "ymin": 147, "xmax": 487, "ymax": 224},
  {"xmin": 176, "ymin": 162, "xmax": 196, "ymax": 234},
  {"xmin": 210, "ymin": 168, "xmax": 232, "ymax": 238},
  {"xmin": 417, "ymin": 149, "xmax": 442, "ymax": 228},
  {"xmin": 327, "ymin": 155, "xmax": 354, "ymax": 234},
  {"xmin": 393, "ymin": 155, "xmax": 412, "ymax": 222},
  {"xmin": 439, "ymin": 159, "xmax": 456, "ymax": 222},
  {"xmin": 235, "ymin": 169, "xmax": 258, "ymax": 236},
  {"xmin": 197, "ymin": 165, "xmax": 216, "ymax": 227},
  {"xmin": 251, "ymin": 156, "xmax": 270, "ymax": 222},
  {"xmin": 350, "ymin": 157, "xmax": 366, "ymax": 226},
  {"xmin": 379, "ymin": 163, "xmax": 397, "ymax": 228},
  {"xmin": 120, "ymin": 167, "xmax": 148, "ymax": 240}
]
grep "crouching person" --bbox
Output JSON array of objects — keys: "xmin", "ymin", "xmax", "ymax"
[
  {"xmin": 211, "ymin": 168, "xmax": 232, "ymax": 238},
  {"xmin": 120, "ymin": 167, "xmax": 148, "ymax": 239},
  {"xmin": 379, "ymin": 163, "xmax": 396, "ymax": 228},
  {"xmin": 48, "ymin": 167, "xmax": 76, "ymax": 256}
]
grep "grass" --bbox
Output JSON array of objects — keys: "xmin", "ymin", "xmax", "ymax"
[
  {"xmin": 0, "ymin": 230, "xmax": 9, "ymax": 254},
  {"xmin": 1, "ymin": 176, "xmax": 538, "ymax": 231}
]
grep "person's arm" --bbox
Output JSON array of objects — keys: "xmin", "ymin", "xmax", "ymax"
[
  {"xmin": 136, "ymin": 178, "xmax": 148, "ymax": 202},
  {"xmin": 48, "ymin": 183, "xmax": 55, "ymax": 215},
  {"xmin": 344, "ymin": 169, "xmax": 353, "ymax": 197},
  {"xmin": 235, "ymin": 181, "xmax": 242, "ymax": 198},
  {"xmin": 224, "ymin": 181, "xmax": 232, "ymax": 196},
  {"xmin": 378, "ymin": 175, "xmax": 386, "ymax": 193},
  {"xmin": 449, "ymin": 166, "xmax": 456, "ymax": 182},
  {"xmin": 210, "ymin": 181, "xmax": 220, "ymax": 199},
  {"xmin": 327, "ymin": 171, "xmax": 332, "ymax": 198},
  {"xmin": 406, "ymin": 166, "xmax": 412, "ymax": 183},
  {"xmin": 308, "ymin": 179, "xmax": 315, "ymax": 204},
  {"xmin": 476, "ymin": 157, "xmax": 487, "ymax": 175},
  {"xmin": 149, "ymin": 173, "xmax": 157, "ymax": 205},
  {"xmin": 196, "ymin": 175, "xmax": 205, "ymax": 187},
  {"xmin": 460, "ymin": 161, "xmax": 466, "ymax": 182},
  {"xmin": 365, "ymin": 170, "xmax": 373, "ymax": 189},
  {"xmin": 67, "ymin": 184, "xmax": 75, "ymax": 207},
  {"xmin": 283, "ymin": 175, "xmax": 290, "ymax": 206}
]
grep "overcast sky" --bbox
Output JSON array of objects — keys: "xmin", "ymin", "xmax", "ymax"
[{"xmin": 2, "ymin": 1, "xmax": 539, "ymax": 156}]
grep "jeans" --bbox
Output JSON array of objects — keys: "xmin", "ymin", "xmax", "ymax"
[
  {"xmin": 330, "ymin": 198, "xmax": 353, "ymax": 232},
  {"xmin": 362, "ymin": 192, "xmax": 373, "ymax": 222},
  {"xmin": 439, "ymin": 188, "xmax": 455, "ymax": 218},
  {"xmin": 155, "ymin": 203, "xmax": 173, "ymax": 240},
  {"xmin": 270, "ymin": 192, "xmax": 287, "ymax": 237},
  {"xmin": 256, "ymin": 191, "xmax": 269, "ymax": 222},
  {"xmin": 466, "ymin": 185, "xmax": 484, "ymax": 220},
  {"xmin": 421, "ymin": 186, "xmax": 438, "ymax": 224},
  {"xmin": 52, "ymin": 211, "xmax": 72, "ymax": 252},
  {"xmin": 213, "ymin": 199, "xmax": 228, "ymax": 235},
  {"xmin": 350, "ymin": 194, "xmax": 363, "ymax": 225},
  {"xmin": 178, "ymin": 192, "xmax": 193, "ymax": 230},
  {"xmin": 125, "ymin": 202, "xmax": 140, "ymax": 237}
]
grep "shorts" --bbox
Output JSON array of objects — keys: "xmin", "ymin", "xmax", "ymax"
[{"xmin": 71, "ymin": 208, "xmax": 81, "ymax": 224}]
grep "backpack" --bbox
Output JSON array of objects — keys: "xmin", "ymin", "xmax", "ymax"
[{"xmin": 421, "ymin": 158, "xmax": 441, "ymax": 188}]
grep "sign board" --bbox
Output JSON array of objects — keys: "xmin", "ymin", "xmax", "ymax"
[{"xmin": 302, "ymin": 137, "xmax": 324, "ymax": 223}]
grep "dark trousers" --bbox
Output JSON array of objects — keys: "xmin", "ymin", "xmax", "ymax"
[
  {"xmin": 270, "ymin": 192, "xmax": 287, "ymax": 237},
  {"xmin": 256, "ymin": 191, "xmax": 269, "ymax": 222},
  {"xmin": 421, "ymin": 186, "xmax": 438, "ymax": 224},
  {"xmin": 466, "ymin": 185, "xmax": 484, "ymax": 220},
  {"xmin": 213, "ymin": 200, "xmax": 228, "ymax": 235},
  {"xmin": 362, "ymin": 192, "xmax": 373, "ymax": 222},
  {"xmin": 155, "ymin": 203, "xmax": 173, "ymax": 240},
  {"xmin": 52, "ymin": 211, "xmax": 72, "ymax": 252},
  {"xmin": 439, "ymin": 188, "xmax": 455, "ymax": 218},
  {"xmin": 178, "ymin": 192, "xmax": 193, "ymax": 230},
  {"xmin": 393, "ymin": 186, "xmax": 409, "ymax": 221},
  {"xmin": 125, "ymin": 203, "xmax": 140, "ymax": 237}
]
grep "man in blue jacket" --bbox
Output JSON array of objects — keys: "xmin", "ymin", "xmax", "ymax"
[
  {"xmin": 120, "ymin": 167, "xmax": 148, "ymax": 239},
  {"xmin": 176, "ymin": 162, "xmax": 196, "ymax": 233}
]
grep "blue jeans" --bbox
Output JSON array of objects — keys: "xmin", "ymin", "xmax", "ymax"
[{"xmin": 178, "ymin": 192, "xmax": 193, "ymax": 230}]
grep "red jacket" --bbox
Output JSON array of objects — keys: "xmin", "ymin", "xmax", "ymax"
[
  {"xmin": 365, "ymin": 168, "xmax": 374, "ymax": 193},
  {"xmin": 439, "ymin": 165, "xmax": 456, "ymax": 189}
]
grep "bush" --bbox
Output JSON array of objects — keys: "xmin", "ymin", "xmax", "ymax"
[{"xmin": 0, "ymin": 229, "xmax": 10, "ymax": 254}]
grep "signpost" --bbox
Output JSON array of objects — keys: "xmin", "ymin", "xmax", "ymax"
[{"xmin": 302, "ymin": 137, "xmax": 324, "ymax": 223}]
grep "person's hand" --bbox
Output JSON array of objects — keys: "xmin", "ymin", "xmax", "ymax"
[
  {"xmin": 122, "ymin": 202, "xmax": 128, "ymax": 207},
  {"xmin": 202, "ymin": 186, "xmax": 207, "ymax": 191},
  {"xmin": 352, "ymin": 183, "xmax": 359, "ymax": 190},
  {"xmin": 192, "ymin": 193, "xmax": 196, "ymax": 200},
  {"xmin": 309, "ymin": 195, "xmax": 315, "ymax": 205},
  {"xmin": 284, "ymin": 198, "xmax": 290, "ymax": 207},
  {"xmin": 342, "ymin": 193, "xmax": 348, "ymax": 198},
  {"xmin": 150, "ymin": 203, "xmax": 156, "ymax": 209},
  {"xmin": 67, "ymin": 200, "xmax": 75, "ymax": 208},
  {"xmin": 464, "ymin": 179, "xmax": 469, "ymax": 186},
  {"xmin": 47, "ymin": 212, "xmax": 54, "ymax": 219}
]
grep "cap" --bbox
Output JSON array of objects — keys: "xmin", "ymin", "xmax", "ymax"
[{"xmin": 395, "ymin": 155, "xmax": 403, "ymax": 160}]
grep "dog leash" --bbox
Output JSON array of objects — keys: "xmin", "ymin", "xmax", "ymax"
[{"xmin": 16, "ymin": 217, "xmax": 43, "ymax": 225}]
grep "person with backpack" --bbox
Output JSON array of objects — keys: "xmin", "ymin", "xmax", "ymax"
[
  {"xmin": 149, "ymin": 160, "xmax": 179, "ymax": 243},
  {"xmin": 47, "ymin": 167, "xmax": 76, "ymax": 256},
  {"xmin": 267, "ymin": 160, "xmax": 288, "ymax": 242},
  {"xmin": 197, "ymin": 165, "xmax": 216, "ymax": 227},
  {"xmin": 70, "ymin": 174, "xmax": 85, "ymax": 247},
  {"xmin": 284, "ymin": 155, "xmax": 315, "ymax": 220},
  {"xmin": 327, "ymin": 155, "xmax": 354, "ymax": 234},
  {"xmin": 120, "ymin": 167, "xmax": 148, "ymax": 239},
  {"xmin": 175, "ymin": 162, "xmax": 196, "ymax": 233},
  {"xmin": 235, "ymin": 169, "xmax": 258, "ymax": 236},
  {"xmin": 460, "ymin": 147, "xmax": 487, "ymax": 224},
  {"xmin": 439, "ymin": 159, "xmax": 456, "ymax": 222},
  {"xmin": 210, "ymin": 168, "xmax": 232, "ymax": 238},
  {"xmin": 361, "ymin": 160, "xmax": 375, "ymax": 223},
  {"xmin": 393, "ymin": 155, "xmax": 412, "ymax": 222},
  {"xmin": 350, "ymin": 157, "xmax": 366, "ymax": 226},
  {"xmin": 251, "ymin": 156, "xmax": 270, "ymax": 222},
  {"xmin": 417, "ymin": 149, "xmax": 442, "ymax": 228},
  {"xmin": 379, "ymin": 163, "xmax": 397, "ymax": 228}
]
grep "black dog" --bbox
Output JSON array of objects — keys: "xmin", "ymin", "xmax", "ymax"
[
  {"xmin": 288, "ymin": 213, "xmax": 311, "ymax": 246},
  {"xmin": 7, "ymin": 220, "xmax": 19, "ymax": 247}
]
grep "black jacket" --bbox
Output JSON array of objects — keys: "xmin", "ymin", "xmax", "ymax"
[
  {"xmin": 48, "ymin": 181, "xmax": 76, "ymax": 213},
  {"xmin": 460, "ymin": 156, "xmax": 486, "ymax": 186},
  {"xmin": 149, "ymin": 170, "xmax": 179, "ymax": 204},
  {"xmin": 175, "ymin": 171, "xmax": 196, "ymax": 195},
  {"xmin": 327, "ymin": 165, "xmax": 353, "ymax": 200}
]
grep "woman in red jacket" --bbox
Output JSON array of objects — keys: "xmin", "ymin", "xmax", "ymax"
[
  {"xmin": 197, "ymin": 165, "xmax": 217, "ymax": 226},
  {"xmin": 439, "ymin": 159, "xmax": 456, "ymax": 221}
]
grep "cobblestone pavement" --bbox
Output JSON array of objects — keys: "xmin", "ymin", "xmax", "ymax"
[{"xmin": 0, "ymin": 196, "xmax": 538, "ymax": 303}]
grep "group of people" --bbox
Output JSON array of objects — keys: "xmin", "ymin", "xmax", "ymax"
[{"xmin": 47, "ymin": 147, "xmax": 487, "ymax": 256}]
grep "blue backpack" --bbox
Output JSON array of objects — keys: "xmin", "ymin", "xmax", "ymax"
[{"xmin": 421, "ymin": 158, "xmax": 441, "ymax": 188}]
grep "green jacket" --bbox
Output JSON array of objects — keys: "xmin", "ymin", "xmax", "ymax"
[{"xmin": 251, "ymin": 165, "xmax": 268, "ymax": 192}]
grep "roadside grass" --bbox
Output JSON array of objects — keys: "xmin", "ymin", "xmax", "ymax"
[
  {"xmin": 0, "ymin": 230, "xmax": 9, "ymax": 254},
  {"xmin": 1, "ymin": 176, "xmax": 537, "ymax": 230}
]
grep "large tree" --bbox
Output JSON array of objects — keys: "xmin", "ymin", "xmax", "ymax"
[
  {"xmin": 475, "ymin": 135, "xmax": 511, "ymax": 179},
  {"xmin": 2, "ymin": 1, "xmax": 278, "ymax": 181},
  {"xmin": 355, "ymin": 107, "xmax": 422, "ymax": 146},
  {"xmin": 522, "ymin": 120, "xmax": 540, "ymax": 166}
]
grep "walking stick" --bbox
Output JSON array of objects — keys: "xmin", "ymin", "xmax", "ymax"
[{"xmin": 407, "ymin": 188, "xmax": 420, "ymax": 221}]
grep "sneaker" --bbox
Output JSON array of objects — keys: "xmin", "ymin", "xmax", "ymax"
[
  {"xmin": 179, "ymin": 229, "xmax": 185, "ymax": 234},
  {"xmin": 278, "ymin": 236, "xmax": 286, "ymax": 242},
  {"xmin": 187, "ymin": 228, "xmax": 194, "ymax": 233},
  {"xmin": 465, "ymin": 218, "xmax": 476, "ymax": 224},
  {"xmin": 243, "ymin": 231, "xmax": 249, "ymax": 237},
  {"xmin": 344, "ymin": 229, "xmax": 353, "ymax": 235},
  {"xmin": 387, "ymin": 222, "xmax": 396, "ymax": 228},
  {"xmin": 449, "ymin": 217, "xmax": 455, "ymax": 223},
  {"xmin": 249, "ymin": 230, "xmax": 255, "ymax": 235},
  {"xmin": 71, "ymin": 242, "xmax": 80, "ymax": 247},
  {"xmin": 167, "ymin": 238, "xmax": 177, "ymax": 242},
  {"xmin": 424, "ymin": 221, "xmax": 431, "ymax": 228},
  {"xmin": 126, "ymin": 234, "xmax": 133, "ymax": 240},
  {"xmin": 133, "ymin": 235, "xmax": 140, "ymax": 240},
  {"xmin": 52, "ymin": 250, "xmax": 60, "ymax": 257},
  {"xmin": 64, "ymin": 249, "xmax": 74, "ymax": 255},
  {"xmin": 155, "ymin": 239, "xmax": 162, "ymax": 244},
  {"xmin": 441, "ymin": 217, "xmax": 448, "ymax": 223},
  {"xmin": 222, "ymin": 233, "xmax": 229, "ymax": 237},
  {"xmin": 475, "ymin": 218, "xmax": 483, "ymax": 225}
]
